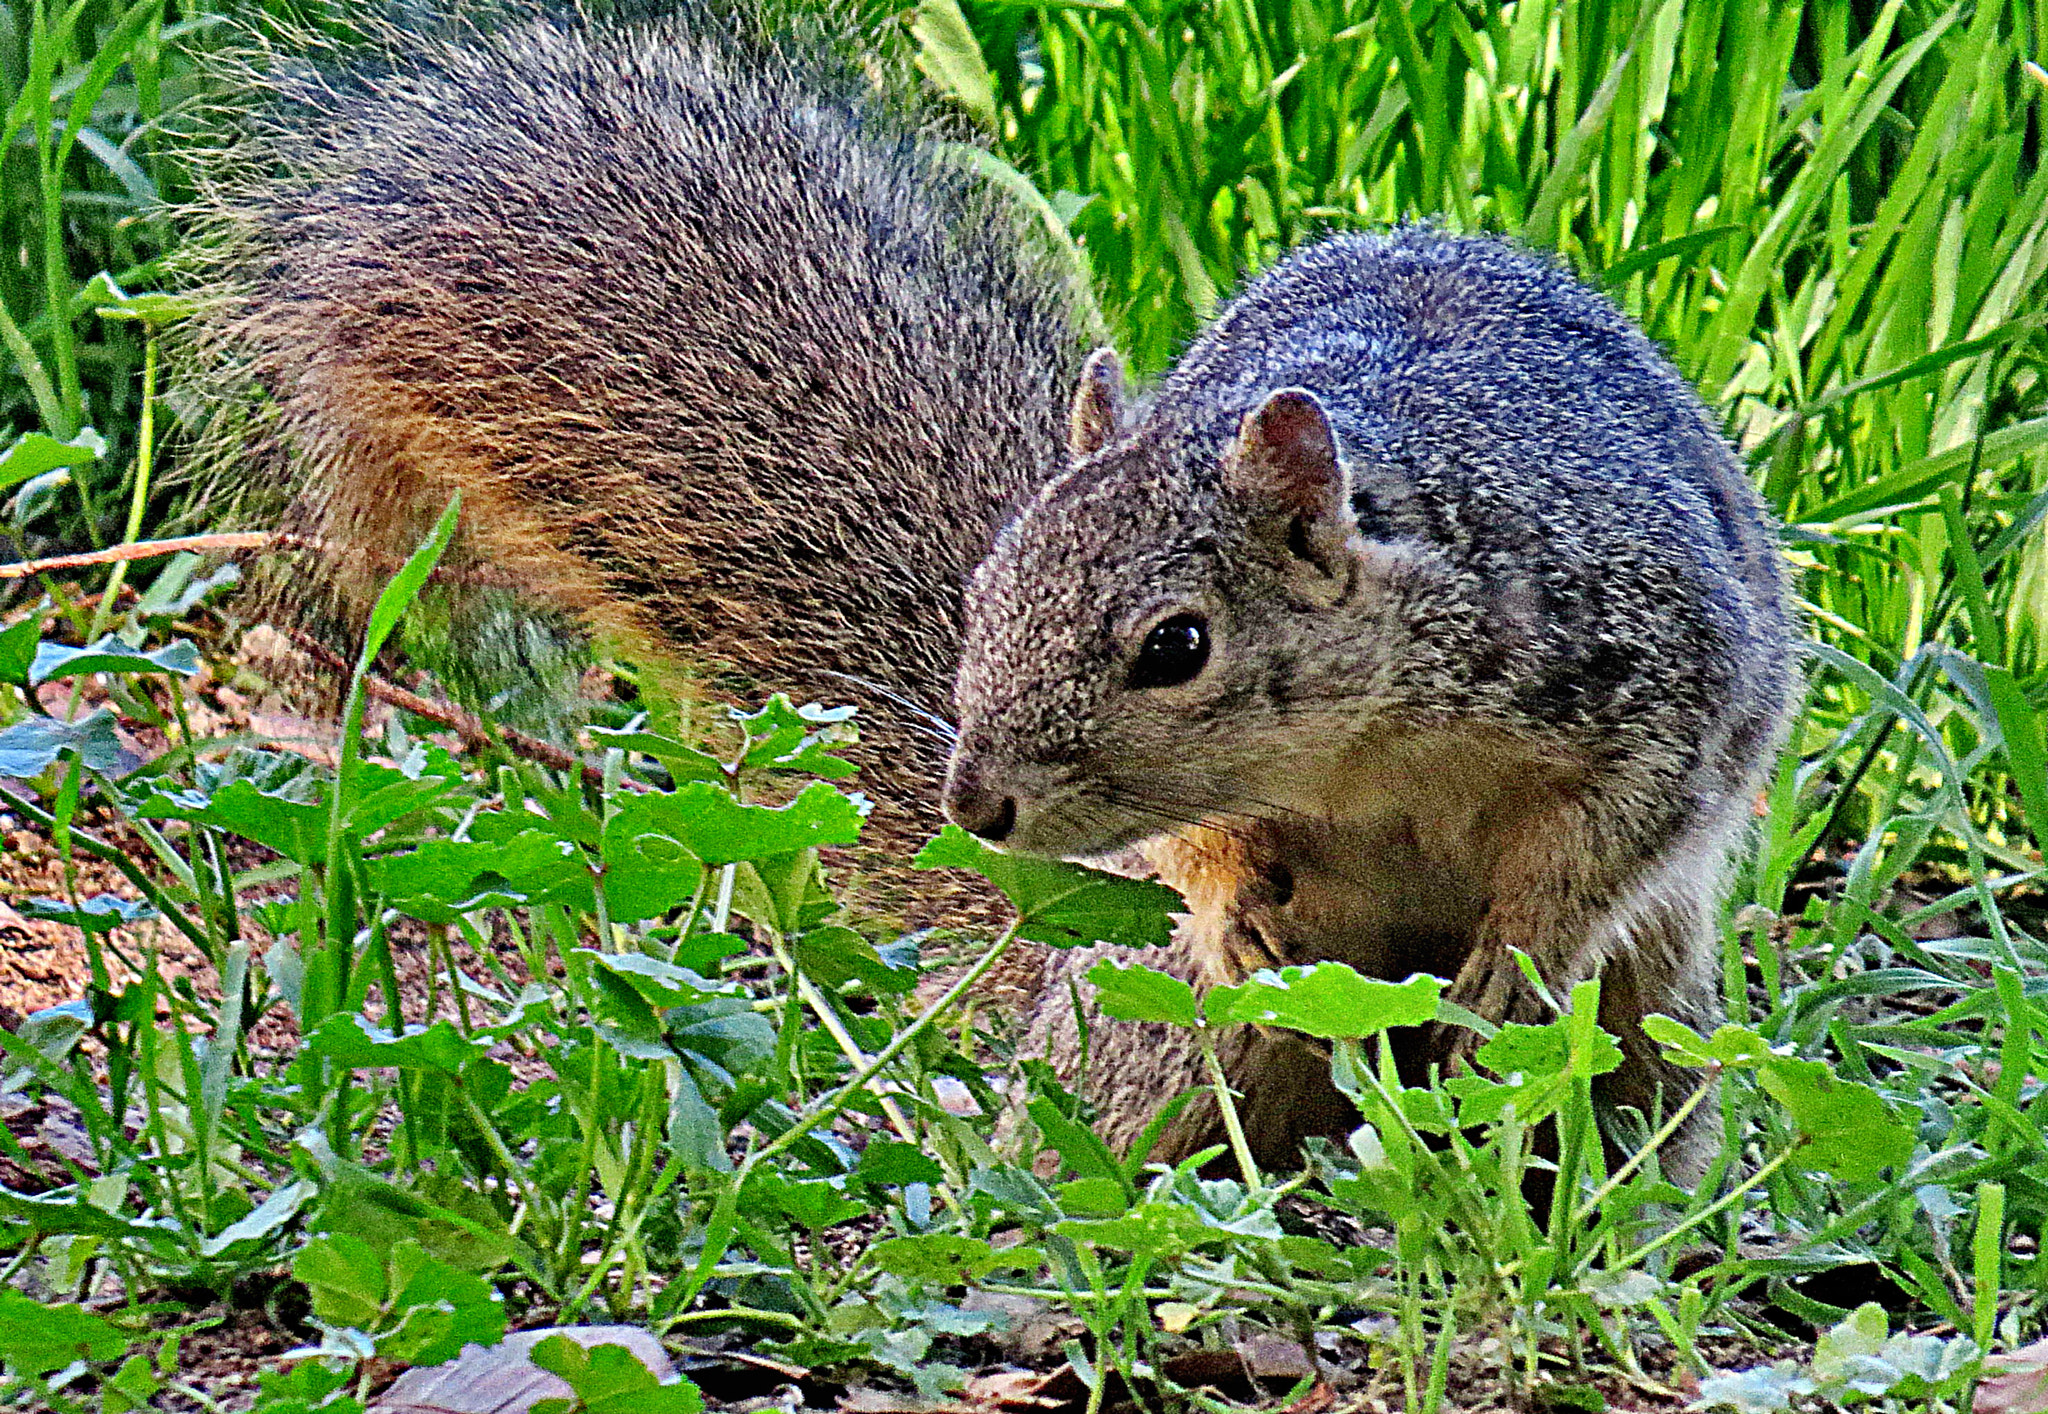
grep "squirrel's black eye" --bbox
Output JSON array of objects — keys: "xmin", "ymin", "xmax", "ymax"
[{"xmin": 1129, "ymin": 613, "xmax": 1211, "ymax": 689}]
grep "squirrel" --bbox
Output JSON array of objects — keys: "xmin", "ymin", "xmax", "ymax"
[
  {"xmin": 947, "ymin": 229, "xmax": 1800, "ymax": 1173},
  {"xmin": 190, "ymin": 9, "xmax": 1797, "ymax": 1176},
  {"xmin": 186, "ymin": 3, "xmax": 1079, "ymax": 818}
]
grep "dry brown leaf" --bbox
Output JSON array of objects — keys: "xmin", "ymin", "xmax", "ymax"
[
  {"xmin": 371, "ymin": 1325, "xmax": 674, "ymax": 1414},
  {"xmin": 1977, "ymin": 1339, "xmax": 2048, "ymax": 1414},
  {"xmin": 837, "ymin": 1386, "xmax": 970, "ymax": 1414},
  {"xmin": 1277, "ymin": 1379, "xmax": 1337, "ymax": 1414},
  {"xmin": 961, "ymin": 1368, "xmax": 1071, "ymax": 1410}
]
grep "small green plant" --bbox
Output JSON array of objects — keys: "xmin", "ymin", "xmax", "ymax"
[{"xmin": 0, "ymin": 0, "xmax": 2044, "ymax": 1405}]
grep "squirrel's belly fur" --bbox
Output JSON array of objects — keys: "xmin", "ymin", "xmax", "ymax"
[{"xmin": 190, "ymin": 5, "xmax": 1798, "ymax": 1176}]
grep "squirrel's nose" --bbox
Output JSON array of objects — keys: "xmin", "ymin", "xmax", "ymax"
[
  {"xmin": 967, "ymin": 795, "xmax": 1017, "ymax": 842},
  {"xmin": 944, "ymin": 769, "xmax": 1018, "ymax": 843}
]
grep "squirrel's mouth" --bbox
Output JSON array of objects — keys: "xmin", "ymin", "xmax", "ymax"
[{"xmin": 997, "ymin": 786, "xmax": 1196, "ymax": 861}]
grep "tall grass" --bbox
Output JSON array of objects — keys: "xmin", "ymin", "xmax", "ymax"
[
  {"xmin": 927, "ymin": 0, "xmax": 2048, "ymax": 876},
  {"xmin": 0, "ymin": 0, "xmax": 213, "ymax": 564}
]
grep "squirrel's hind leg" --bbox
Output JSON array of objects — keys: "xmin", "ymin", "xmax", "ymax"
[{"xmin": 1440, "ymin": 796, "xmax": 1736, "ymax": 1183}]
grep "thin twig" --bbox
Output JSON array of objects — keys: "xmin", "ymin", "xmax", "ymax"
[
  {"xmin": 0, "ymin": 530, "xmax": 297, "ymax": 580},
  {"xmin": 285, "ymin": 629, "xmax": 617, "ymax": 791}
]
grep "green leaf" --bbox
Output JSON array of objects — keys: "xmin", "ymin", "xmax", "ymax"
[
  {"xmin": 1053, "ymin": 1200, "xmax": 1219, "ymax": 1258},
  {"xmin": 1086, "ymin": 958, "xmax": 1199, "ymax": 1028},
  {"xmin": 255, "ymin": 1359, "xmax": 361, "ymax": 1412},
  {"xmin": 795, "ymin": 926, "xmax": 918, "ymax": 994},
  {"xmin": 592, "ymin": 809, "xmax": 699, "ymax": 915},
  {"xmin": 0, "ymin": 1178, "xmax": 181, "ymax": 1247},
  {"xmin": 362, "ymin": 496, "xmax": 462, "ymax": 668},
  {"xmin": 600, "ymin": 783, "xmax": 862, "ymax": 920},
  {"xmin": 1598, "ymin": 225, "xmax": 1747, "ymax": 287},
  {"xmin": 869, "ymin": 1233, "xmax": 1002, "ymax": 1285},
  {"xmin": 669, "ymin": 995, "xmax": 777, "ymax": 1076},
  {"xmin": 89, "ymin": 287, "xmax": 197, "ymax": 323},
  {"xmin": 0, "ymin": 1289, "xmax": 132, "ymax": 1375},
  {"xmin": 0, "ymin": 709, "xmax": 123, "ymax": 776},
  {"xmin": 382, "ymin": 1244, "xmax": 506, "ymax": 1366},
  {"xmin": 856, "ymin": 1141, "xmax": 945, "ymax": 1187},
  {"xmin": 101, "ymin": 1350, "xmax": 162, "ymax": 1414},
  {"xmin": 734, "ymin": 697, "xmax": 859, "ymax": 779},
  {"xmin": 313, "ymin": 1177, "xmax": 525, "ymax": 1277},
  {"xmin": 0, "ymin": 428, "xmax": 100, "ymax": 494},
  {"xmin": 292, "ymin": 1232, "xmax": 389, "ymax": 1330},
  {"xmin": 914, "ymin": 825, "xmax": 1183, "ymax": 948},
  {"xmin": 17, "ymin": 893, "xmax": 157, "ymax": 935},
  {"xmin": 671, "ymin": 931, "xmax": 749, "ymax": 976},
  {"xmin": 132, "ymin": 556, "xmax": 239, "ymax": 621},
  {"xmin": 1642, "ymin": 1015, "xmax": 1784, "ymax": 1070},
  {"xmin": 528, "ymin": 1334, "xmax": 704, "ymax": 1414},
  {"xmin": 911, "ymin": 0, "xmax": 996, "ymax": 130},
  {"xmin": 969, "ymin": 1165, "xmax": 1059, "ymax": 1222},
  {"xmin": 303, "ymin": 1015, "xmax": 491, "ymax": 1076},
  {"xmin": 1476, "ymin": 1018, "xmax": 1622, "ymax": 1081},
  {"xmin": 1756, "ymin": 1058, "xmax": 1915, "ymax": 1183},
  {"xmin": 583, "ymin": 952, "xmax": 734, "ymax": 1010},
  {"xmin": 1027, "ymin": 1097, "xmax": 1129, "ymax": 1196},
  {"xmin": 1206, "ymin": 964, "xmax": 1441, "ymax": 1039},
  {"xmin": 667, "ymin": 1065, "xmax": 728, "ymax": 1173},
  {"xmin": 340, "ymin": 758, "xmax": 467, "ymax": 837},
  {"xmin": 136, "ymin": 776, "xmax": 330, "ymax": 864},
  {"xmin": 749, "ymin": 1173, "xmax": 868, "ymax": 1231},
  {"xmin": 584, "ymin": 726, "xmax": 724, "ymax": 784},
  {"xmin": 1058, "ymin": 1176, "xmax": 1130, "ymax": 1217},
  {"xmin": 30, "ymin": 635, "xmax": 200, "ymax": 684},
  {"xmin": 292, "ymin": 1234, "xmax": 504, "ymax": 1368},
  {"xmin": 1692, "ymin": 1363, "xmax": 1814, "ymax": 1414},
  {"xmin": 1981, "ymin": 663, "xmax": 2048, "ymax": 853},
  {"xmin": 199, "ymin": 1180, "xmax": 316, "ymax": 1258},
  {"xmin": 1812, "ymin": 1302, "xmax": 1890, "ymax": 1382},
  {"xmin": 675, "ymin": 782, "xmax": 867, "ymax": 865},
  {"xmin": 372, "ymin": 831, "xmax": 594, "ymax": 923},
  {"xmin": 0, "ymin": 614, "xmax": 40, "ymax": 686}
]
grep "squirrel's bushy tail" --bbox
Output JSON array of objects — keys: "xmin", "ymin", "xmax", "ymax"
[{"xmin": 183, "ymin": 2, "xmax": 1080, "ymax": 784}]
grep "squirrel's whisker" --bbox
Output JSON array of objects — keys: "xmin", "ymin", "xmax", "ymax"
[{"xmin": 816, "ymin": 670, "xmax": 958, "ymax": 743}]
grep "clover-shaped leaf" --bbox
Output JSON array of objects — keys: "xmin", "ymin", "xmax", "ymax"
[
  {"xmin": 1756, "ymin": 1059, "xmax": 1914, "ymax": 1183},
  {"xmin": 1207, "ymin": 964, "xmax": 1440, "ymax": 1039},
  {"xmin": 915, "ymin": 826, "xmax": 1182, "ymax": 948},
  {"xmin": 1087, "ymin": 958, "xmax": 1199, "ymax": 1027}
]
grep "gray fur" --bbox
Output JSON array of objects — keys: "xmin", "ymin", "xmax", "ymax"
[
  {"xmin": 186, "ymin": 7, "xmax": 1081, "ymax": 794},
  {"xmin": 955, "ymin": 227, "xmax": 1800, "ymax": 1172}
]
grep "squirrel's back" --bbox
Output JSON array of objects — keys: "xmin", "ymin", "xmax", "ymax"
[
  {"xmin": 190, "ymin": 7, "xmax": 1080, "ymax": 772},
  {"xmin": 1153, "ymin": 227, "xmax": 1795, "ymax": 767}
]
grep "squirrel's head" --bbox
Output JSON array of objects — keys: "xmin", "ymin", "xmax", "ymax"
[{"xmin": 946, "ymin": 350, "xmax": 1437, "ymax": 857}]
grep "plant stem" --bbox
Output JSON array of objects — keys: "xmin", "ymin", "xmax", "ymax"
[
  {"xmin": 1615, "ymin": 1144, "xmax": 1801, "ymax": 1270},
  {"xmin": 664, "ymin": 919, "xmax": 1021, "ymax": 1320},
  {"xmin": 90, "ymin": 331, "xmax": 155, "ymax": 640},
  {"xmin": 1196, "ymin": 1025, "xmax": 1260, "ymax": 1189},
  {"xmin": 771, "ymin": 934, "xmax": 919, "ymax": 1146}
]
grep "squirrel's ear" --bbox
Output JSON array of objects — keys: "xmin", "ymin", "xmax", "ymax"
[
  {"xmin": 1068, "ymin": 347, "xmax": 1126, "ymax": 459},
  {"xmin": 1225, "ymin": 389, "xmax": 1353, "ymax": 575}
]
